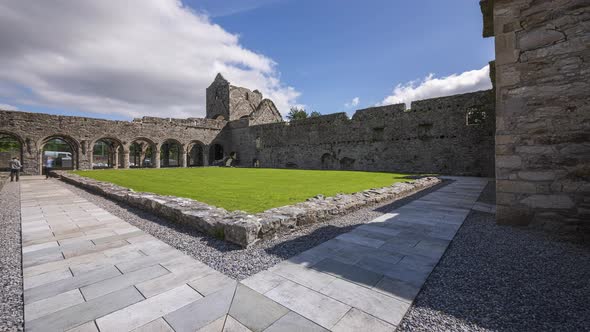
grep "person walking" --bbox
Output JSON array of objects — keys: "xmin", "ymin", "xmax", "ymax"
[
  {"xmin": 45, "ymin": 156, "xmax": 54, "ymax": 179},
  {"xmin": 9, "ymin": 156, "xmax": 21, "ymax": 182}
]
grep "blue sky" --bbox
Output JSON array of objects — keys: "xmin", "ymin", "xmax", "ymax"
[
  {"xmin": 192, "ymin": 0, "xmax": 494, "ymax": 114},
  {"xmin": 0, "ymin": 1, "xmax": 493, "ymax": 120}
]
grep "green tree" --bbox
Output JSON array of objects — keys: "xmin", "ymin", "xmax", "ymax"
[{"xmin": 286, "ymin": 107, "xmax": 321, "ymax": 121}]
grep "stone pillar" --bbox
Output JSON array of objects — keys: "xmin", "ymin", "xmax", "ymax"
[
  {"xmin": 113, "ymin": 146, "xmax": 119, "ymax": 169},
  {"xmin": 123, "ymin": 149, "xmax": 130, "ymax": 169},
  {"xmin": 153, "ymin": 144, "xmax": 161, "ymax": 168},
  {"xmin": 88, "ymin": 150, "xmax": 94, "ymax": 170},
  {"xmin": 203, "ymin": 145, "xmax": 210, "ymax": 166},
  {"xmin": 181, "ymin": 146, "xmax": 187, "ymax": 168},
  {"xmin": 140, "ymin": 144, "xmax": 147, "ymax": 168}
]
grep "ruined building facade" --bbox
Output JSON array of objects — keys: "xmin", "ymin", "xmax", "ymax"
[{"xmin": 0, "ymin": 74, "xmax": 495, "ymax": 178}]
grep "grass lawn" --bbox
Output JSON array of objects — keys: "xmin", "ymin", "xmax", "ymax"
[{"xmin": 72, "ymin": 168, "xmax": 413, "ymax": 213}]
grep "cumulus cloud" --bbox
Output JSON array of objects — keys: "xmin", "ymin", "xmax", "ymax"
[
  {"xmin": 0, "ymin": 0, "xmax": 300, "ymax": 119},
  {"xmin": 344, "ymin": 97, "xmax": 360, "ymax": 108},
  {"xmin": 381, "ymin": 65, "xmax": 492, "ymax": 108}
]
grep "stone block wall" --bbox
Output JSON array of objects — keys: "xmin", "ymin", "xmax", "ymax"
[
  {"xmin": 226, "ymin": 90, "xmax": 496, "ymax": 177},
  {"xmin": 492, "ymin": 0, "xmax": 590, "ymax": 231}
]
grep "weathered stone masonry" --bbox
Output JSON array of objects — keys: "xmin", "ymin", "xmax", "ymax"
[
  {"xmin": 225, "ymin": 90, "xmax": 495, "ymax": 177},
  {"xmin": 482, "ymin": 0, "xmax": 590, "ymax": 232}
]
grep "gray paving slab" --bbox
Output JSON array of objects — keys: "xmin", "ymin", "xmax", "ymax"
[
  {"xmin": 331, "ymin": 308, "xmax": 396, "ymax": 332},
  {"xmin": 372, "ymin": 276, "xmax": 421, "ymax": 303},
  {"xmin": 265, "ymin": 280, "xmax": 350, "ymax": 329},
  {"xmin": 96, "ymin": 284, "xmax": 202, "ymax": 331},
  {"xmin": 81, "ymin": 264, "xmax": 170, "ymax": 300},
  {"xmin": 263, "ymin": 311, "xmax": 328, "ymax": 332},
  {"xmin": 132, "ymin": 318, "xmax": 175, "ymax": 332},
  {"xmin": 229, "ymin": 284, "xmax": 289, "ymax": 332},
  {"xmin": 269, "ymin": 261, "xmax": 336, "ymax": 291},
  {"xmin": 189, "ymin": 272, "xmax": 237, "ymax": 296},
  {"xmin": 164, "ymin": 285, "xmax": 235, "ymax": 332},
  {"xmin": 224, "ymin": 315, "xmax": 253, "ymax": 332},
  {"xmin": 319, "ymin": 272, "xmax": 410, "ymax": 326},
  {"xmin": 24, "ymin": 265, "xmax": 121, "ymax": 304},
  {"xmin": 312, "ymin": 258, "xmax": 383, "ymax": 287},
  {"xmin": 25, "ymin": 289, "xmax": 85, "ymax": 321},
  {"xmin": 25, "ymin": 286, "xmax": 144, "ymax": 332},
  {"xmin": 24, "ymin": 268, "xmax": 72, "ymax": 290},
  {"xmin": 335, "ymin": 233, "xmax": 385, "ymax": 248}
]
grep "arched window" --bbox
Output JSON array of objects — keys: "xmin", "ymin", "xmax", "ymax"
[
  {"xmin": 160, "ymin": 139, "xmax": 182, "ymax": 167},
  {"xmin": 42, "ymin": 137, "xmax": 75, "ymax": 170},
  {"xmin": 0, "ymin": 133, "xmax": 22, "ymax": 171}
]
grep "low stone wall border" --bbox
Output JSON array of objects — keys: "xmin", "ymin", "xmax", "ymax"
[{"xmin": 53, "ymin": 171, "xmax": 441, "ymax": 247}]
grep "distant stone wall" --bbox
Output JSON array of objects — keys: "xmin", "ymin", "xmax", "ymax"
[
  {"xmin": 226, "ymin": 90, "xmax": 495, "ymax": 177},
  {"xmin": 0, "ymin": 110, "xmax": 224, "ymax": 175},
  {"xmin": 492, "ymin": 0, "xmax": 590, "ymax": 232}
]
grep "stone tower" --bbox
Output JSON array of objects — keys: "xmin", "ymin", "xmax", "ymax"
[{"xmin": 206, "ymin": 73, "xmax": 230, "ymax": 120}]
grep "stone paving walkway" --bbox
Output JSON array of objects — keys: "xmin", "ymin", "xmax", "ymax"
[{"xmin": 20, "ymin": 176, "xmax": 487, "ymax": 332}]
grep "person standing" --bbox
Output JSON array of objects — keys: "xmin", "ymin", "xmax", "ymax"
[
  {"xmin": 45, "ymin": 156, "xmax": 54, "ymax": 179},
  {"xmin": 9, "ymin": 156, "xmax": 21, "ymax": 182}
]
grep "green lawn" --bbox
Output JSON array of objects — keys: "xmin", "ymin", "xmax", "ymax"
[{"xmin": 72, "ymin": 168, "xmax": 412, "ymax": 213}]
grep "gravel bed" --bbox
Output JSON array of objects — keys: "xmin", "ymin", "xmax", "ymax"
[
  {"xmin": 59, "ymin": 179, "xmax": 447, "ymax": 280},
  {"xmin": 0, "ymin": 181, "xmax": 24, "ymax": 332},
  {"xmin": 399, "ymin": 181, "xmax": 590, "ymax": 332}
]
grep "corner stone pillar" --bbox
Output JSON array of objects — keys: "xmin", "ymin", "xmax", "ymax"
[
  {"xmin": 153, "ymin": 144, "xmax": 161, "ymax": 168},
  {"xmin": 123, "ymin": 149, "xmax": 130, "ymax": 169}
]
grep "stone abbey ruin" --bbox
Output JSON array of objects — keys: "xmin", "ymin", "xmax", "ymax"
[{"xmin": 0, "ymin": 0, "xmax": 588, "ymax": 235}]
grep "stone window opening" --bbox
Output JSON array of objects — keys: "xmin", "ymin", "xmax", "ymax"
[
  {"xmin": 466, "ymin": 107, "xmax": 487, "ymax": 126},
  {"xmin": 255, "ymin": 137, "xmax": 262, "ymax": 151},
  {"xmin": 372, "ymin": 127, "xmax": 384, "ymax": 142}
]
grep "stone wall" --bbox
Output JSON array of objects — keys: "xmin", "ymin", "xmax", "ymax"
[
  {"xmin": 0, "ymin": 110, "xmax": 224, "ymax": 175},
  {"xmin": 491, "ymin": 0, "xmax": 590, "ymax": 232},
  {"xmin": 226, "ymin": 90, "xmax": 496, "ymax": 177}
]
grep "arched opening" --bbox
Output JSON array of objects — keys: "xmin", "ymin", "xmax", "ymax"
[
  {"xmin": 209, "ymin": 144, "xmax": 224, "ymax": 165},
  {"xmin": 160, "ymin": 139, "xmax": 182, "ymax": 167},
  {"xmin": 321, "ymin": 153, "xmax": 338, "ymax": 170},
  {"xmin": 129, "ymin": 138, "xmax": 155, "ymax": 168},
  {"xmin": 0, "ymin": 133, "xmax": 23, "ymax": 172},
  {"xmin": 187, "ymin": 142, "xmax": 204, "ymax": 167},
  {"xmin": 41, "ymin": 136, "xmax": 77, "ymax": 172},
  {"xmin": 92, "ymin": 138, "xmax": 123, "ymax": 169},
  {"xmin": 252, "ymin": 159, "xmax": 260, "ymax": 168}
]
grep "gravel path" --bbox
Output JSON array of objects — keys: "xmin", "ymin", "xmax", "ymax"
[
  {"xmin": 398, "ymin": 181, "xmax": 590, "ymax": 332},
  {"xmin": 59, "ymin": 179, "xmax": 447, "ymax": 280},
  {"xmin": 0, "ymin": 180, "xmax": 24, "ymax": 332}
]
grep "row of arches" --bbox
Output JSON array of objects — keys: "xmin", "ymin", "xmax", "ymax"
[{"xmin": 0, "ymin": 132, "xmax": 227, "ymax": 174}]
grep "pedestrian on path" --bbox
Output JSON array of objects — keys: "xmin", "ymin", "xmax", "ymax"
[
  {"xmin": 9, "ymin": 156, "xmax": 21, "ymax": 182},
  {"xmin": 45, "ymin": 156, "xmax": 54, "ymax": 179}
]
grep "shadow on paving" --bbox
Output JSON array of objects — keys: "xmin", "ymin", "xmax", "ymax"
[
  {"xmin": 398, "ymin": 181, "xmax": 590, "ymax": 332},
  {"xmin": 263, "ymin": 180, "xmax": 453, "ymax": 260}
]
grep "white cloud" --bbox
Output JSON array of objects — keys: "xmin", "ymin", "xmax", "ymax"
[
  {"xmin": 0, "ymin": 103, "xmax": 18, "ymax": 110},
  {"xmin": 381, "ymin": 65, "xmax": 492, "ymax": 108},
  {"xmin": 0, "ymin": 0, "xmax": 300, "ymax": 119},
  {"xmin": 344, "ymin": 97, "xmax": 360, "ymax": 108}
]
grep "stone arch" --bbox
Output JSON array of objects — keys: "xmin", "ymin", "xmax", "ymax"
[
  {"xmin": 129, "ymin": 137, "xmax": 156, "ymax": 168},
  {"xmin": 213, "ymin": 114, "xmax": 226, "ymax": 121},
  {"xmin": 209, "ymin": 143, "xmax": 224, "ymax": 165},
  {"xmin": 40, "ymin": 135, "xmax": 80, "ymax": 173},
  {"xmin": 160, "ymin": 139, "xmax": 183, "ymax": 168},
  {"xmin": 0, "ymin": 132, "xmax": 24, "ymax": 172},
  {"xmin": 321, "ymin": 153, "xmax": 338, "ymax": 170},
  {"xmin": 187, "ymin": 140, "xmax": 205, "ymax": 167},
  {"xmin": 90, "ymin": 137, "xmax": 125, "ymax": 169}
]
